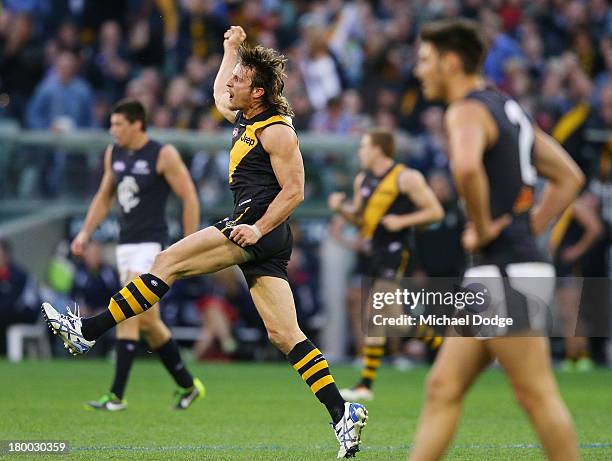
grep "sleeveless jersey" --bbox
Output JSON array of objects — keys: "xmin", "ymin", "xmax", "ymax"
[
  {"xmin": 229, "ymin": 108, "xmax": 295, "ymax": 208},
  {"xmin": 464, "ymin": 88, "xmax": 544, "ymax": 263},
  {"xmin": 359, "ymin": 163, "xmax": 414, "ymax": 250},
  {"xmin": 111, "ymin": 139, "xmax": 170, "ymax": 244}
]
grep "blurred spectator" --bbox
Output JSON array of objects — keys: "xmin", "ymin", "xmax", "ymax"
[
  {"xmin": 0, "ymin": 12, "xmax": 44, "ymax": 122},
  {"xmin": 70, "ymin": 241, "xmax": 120, "ymax": 355},
  {"xmin": 126, "ymin": 0, "xmax": 175, "ymax": 69},
  {"xmin": 70, "ymin": 241, "xmax": 120, "ymax": 317},
  {"xmin": 165, "ymin": 75, "xmax": 200, "ymax": 129},
  {"xmin": 288, "ymin": 223, "xmax": 323, "ymax": 340},
  {"xmin": 0, "ymin": 239, "xmax": 41, "ymax": 355},
  {"xmin": 481, "ymin": 8, "xmax": 524, "ymax": 86},
  {"xmin": 53, "ymin": 19, "xmax": 81, "ymax": 54},
  {"xmin": 310, "ymin": 95, "xmax": 360, "ymax": 134},
  {"xmin": 193, "ymin": 267, "xmax": 254, "ymax": 360},
  {"xmin": 298, "ymin": 19, "xmax": 343, "ymax": 111},
  {"xmin": 26, "ymin": 50, "xmax": 93, "ymax": 130},
  {"xmin": 177, "ymin": 0, "xmax": 228, "ymax": 69},
  {"xmin": 409, "ymin": 107, "xmax": 448, "ymax": 175},
  {"xmin": 87, "ymin": 20, "xmax": 132, "ymax": 104}
]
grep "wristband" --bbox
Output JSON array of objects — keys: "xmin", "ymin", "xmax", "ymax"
[{"xmin": 251, "ymin": 224, "xmax": 263, "ymax": 239}]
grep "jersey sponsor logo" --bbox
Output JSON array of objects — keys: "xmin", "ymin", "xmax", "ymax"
[
  {"xmin": 113, "ymin": 161, "xmax": 126, "ymax": 172},
  {"xmin": 131, "ymin": 159, "xmax": 151, "ymax": 175},
  {"xmin": 117, "ymin": 175, "xmax": 140, "ymax": 213},
  {"xmin": 240, "ymin": 132, "xmax": 256, "ymax": 147}
]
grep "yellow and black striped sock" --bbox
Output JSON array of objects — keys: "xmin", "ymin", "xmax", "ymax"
[
  {"xmin": 359, "ymin": 343, "xmax": 385, "ymax": 389},
  {"xmin": 416, "ymin": 325, "xmax": 443, "ymax": 351},
  {"xmin": 81, "ymin": 273, "xmax": 169, "ymax": 341},
  {"xmin": 288, "ymin": 339, "xmax": 345, "ymax": 423}
]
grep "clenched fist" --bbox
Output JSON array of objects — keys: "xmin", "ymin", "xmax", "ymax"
[{"xmin": 224, "ymin": 26, "xmax": 246, "ymax": 50}]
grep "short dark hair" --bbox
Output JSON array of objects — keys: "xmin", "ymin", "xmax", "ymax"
[
  {"xmin": 420, "ymin": 19, "xmax": 486, "ymax": 75},
  {"xmin": 238, "ymin": 44, "xmax": 294, "ymax": 117},
  {"xmin": 368, "ymin": 129, "xmax": 395, "ymax": 158},
  {"xmin": 110, "ymin": 98, "xmax": 147, "ymax": 131}
]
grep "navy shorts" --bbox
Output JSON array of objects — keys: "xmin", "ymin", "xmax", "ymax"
[{"xmin": 214, "ymin": 205, "xmax": 293, "ymax": 285}]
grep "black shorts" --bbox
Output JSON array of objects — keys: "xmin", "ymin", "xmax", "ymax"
[
  {"xmin": 368, "ymin": 242, "xmax": 413, "ymax": 281},
  {"xmin": 214, "ymin": 205, "xmax": 293, "ymax": 285}
]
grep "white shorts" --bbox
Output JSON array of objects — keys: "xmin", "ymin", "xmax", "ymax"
[
  {"xmin": 463, "ymin": 262, "xmax": 556, "ymax": 339},
  {"xmin": 116, "ymin": 242, "xmax": 162, "ymax": 285}
]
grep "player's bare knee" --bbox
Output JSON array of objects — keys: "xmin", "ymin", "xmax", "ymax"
[
  {"xmin": 425, "ymin": 373, "xmax": 463, "ymax": 405},
  {"xmin": 513, "ymin": 382, "xmax": 546, "ymax": 415},
  {"xmin": 151, "ymin": 249, "xmax": 177, "ymax": 282},
  {"xmin": 138, "ymin": 316, "xmax": 155, "ymax": 334},
  {"xmin": 266, "ymin": 328, "xmax": 285, "ymax": 351},
  {"xmin": 266, "ymin": 327, "xmax": 298, "ymax": 354}
]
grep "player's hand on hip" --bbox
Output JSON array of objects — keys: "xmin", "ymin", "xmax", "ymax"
[
  {"xmin": 230, "ymin": 224, "xmax": 261, "ymax": 247},
  {"xmin": 462, "ymin": 214, "xmax": 512, "ymax": 253},
  {"xmin": 223, "ymin": 26, "xmax": 246, "ymax": 50},
  {"xmin": 70, "ymin": 231, "xmax": 90, "ymax": 257},
  {"xmin": 328, "ymin": 192, "xmax": 346, "ymax": 211},
  {"xmin": 381, "ymin": 214, "xmax": 405, "ymax": 232}
]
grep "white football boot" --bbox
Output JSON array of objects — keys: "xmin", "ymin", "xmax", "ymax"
[
  {"xmin": 333, "ymin": 402, "xmax": 368, "ymax": 458},
  {"xmin": 42, "ymin": 302, "xmax": 95, "ymax": 355}
]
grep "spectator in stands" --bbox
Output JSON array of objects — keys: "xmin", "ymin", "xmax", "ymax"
[
  {"xmin": 26, "ymin": 50, "xmax": 93, "ymax": 130},
  {"xmin": 0, "ymin": 12, "xmax": 44, "ymax": 123},
  {"xmin": 193, "ymin": 267, "xmax": 246, "ymax": 360},
  {"xmin": 0, "ymin": 239, "xmax": 41, "ymax": 355},
  {"xmin": 88, "ymin": 20, "xmax": 132, "ymax": 104},
  {"xmin": 409, "ymin": 107, "xmax": 448, "ymax": 175},
  {"xmin": 481, "ymin": 8, "xmax": 524, "ymax": 86},
  {"xmin": 176, "ymin": 0, "xmax": 228, "ymax": 69},
  {"xmin": 298, "ymin": 18, "xmax": 343, "ymax": 111},
  {"xmin": 71, "ymin": 240, "xmax": 120, "ymax": 317},
  {"xmin": 165, "ymin": 75, "xmax": 200, "ymax": 129},
  {"xmin": 70, "ymin": 240, "xmax": 120, "ymax": 355},
  {"xmin": 287, "ymin": 223, "xmax": 322, "ymax": 341}
]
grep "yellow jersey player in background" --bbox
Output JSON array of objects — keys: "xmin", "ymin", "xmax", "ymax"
[{"xmin": 329, "ymin": 129, "xmax": 444, "ymax": 401}]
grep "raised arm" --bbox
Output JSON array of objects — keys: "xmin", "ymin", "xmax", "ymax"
[
  {"xmin": 158, "ymin": 144, "xmax": 200, "ymax": 237},
  {"xmin": 71, "ymin": 146, "xmax": 116, "ymax": 256},
  {"xmin": 530, "ymin": 127, "xmax": 585, "ymax": 236},
  {"xmin": 213, "ymin": 26, "xmax": 246, "ymax": 123}
]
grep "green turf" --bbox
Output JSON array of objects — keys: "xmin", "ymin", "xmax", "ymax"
[{"xmin": 0, "ymin": 359, "xmax": 610, "ymax": 460}]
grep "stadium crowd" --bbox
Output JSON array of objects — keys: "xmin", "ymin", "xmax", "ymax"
[{"xmin": 0, "ymin": 0, "xmax": 610, "ymax": 363}]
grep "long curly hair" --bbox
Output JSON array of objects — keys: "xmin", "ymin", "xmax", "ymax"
[{"xmin": 238, "ymin": 43, "xmax": 294, "ymax": 117}]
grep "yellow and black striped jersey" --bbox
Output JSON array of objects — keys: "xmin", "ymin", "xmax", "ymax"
[
  {"xmin": 229, "ymin": 108, "xmax": 295, "ymax": 208},
  {"xmin": 359, "ymin": 163, "xmax": 414, "ymax": 249}
]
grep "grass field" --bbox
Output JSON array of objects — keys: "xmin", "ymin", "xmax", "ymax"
[{"xmin": 1, "ymin": 359, "xmax": 611, "ymax": 460}]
